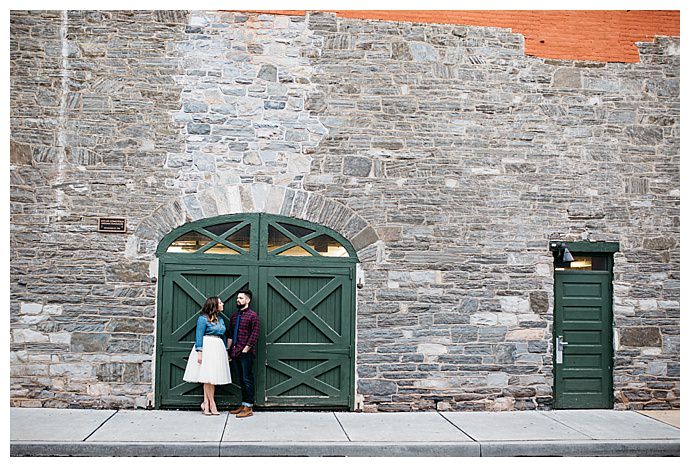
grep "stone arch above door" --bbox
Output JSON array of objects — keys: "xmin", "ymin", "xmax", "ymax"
[{"xmin": 132, "ymin": 183, "xmax": 379, "ymax": 261}]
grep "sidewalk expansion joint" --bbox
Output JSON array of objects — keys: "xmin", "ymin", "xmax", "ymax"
[
  {"xmin": 218, "ymin": 412, "xmax": 230, "ymax": 456},
  {"xmin": 332, "ymin": 412, "xmax": 352, "ymax": 442},
  {"xmin": 635, "ymin": 411, "xmax": 679, "ymax": 429},
  {"xmin": 438, "ymin": 411, "xmax": 477, "ymax": 442},
  {"xmin": 82, "ymin": 409, "xmax": 120, "ymax": 442},
  {"xmin": 535, "ymin": 412, "xmax": 594, "ymax": 440}
]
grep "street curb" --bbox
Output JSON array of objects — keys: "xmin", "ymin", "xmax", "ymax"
[
  {"xmin": 10, "ymin": 441, "xmax": 221, "ymax": 457},
  {"xmin": 479, "ymin": 440, "xmax": 680, "ymax": 457},
  {"xmin": 11, "ymin": 439, "xmax": 679, "ymax": 457},
  {"xmin": 221, "ymin": 442, "xmax": 480, "ymax": 456}
]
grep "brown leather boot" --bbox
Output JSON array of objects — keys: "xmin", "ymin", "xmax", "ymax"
[
  {"xmin": 230, "ymin": 406, "xmax": 244, "ymax": 414},
  {"xmin": 236, "ymin": 406, "xmax": 253, "ymax": 418}
]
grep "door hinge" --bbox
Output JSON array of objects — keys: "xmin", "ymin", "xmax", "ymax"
[
  {"xmin": 165, "ymin": 265, "xmax": 208, "ymax": 272},
  {"xmin": 310, "ymin": 348, "xmax": 351, "ymax": 355}
]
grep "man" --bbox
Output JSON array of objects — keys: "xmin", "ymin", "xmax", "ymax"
[{"xmin": 227, "ymin": 289, "xmax": 259, "ymax": 418}]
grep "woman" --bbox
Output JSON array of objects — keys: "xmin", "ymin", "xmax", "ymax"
[{"xmin": 183, "ymin": 296, "xmax": 232, "ymax": 415}]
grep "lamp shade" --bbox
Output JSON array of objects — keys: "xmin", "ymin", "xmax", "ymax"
[{"xmin": 562, "ymin": 247, "xmax": 574, "ymax": 262}]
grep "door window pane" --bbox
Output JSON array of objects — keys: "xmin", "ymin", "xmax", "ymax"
[
  {"xmin": 167, "ymin": 231, "xmax": 212, "ymax": 253},
  {"xmin": 306, "ymin": 234, "xmax": 349, "ymax": 257},
  {"xmin": 203, "ymin": 244, "xmax": 240, "ymax": 255},
  {"xmin": 204, "ymin": 222, "xmax": 240, "ymax": 237},
  {"xmin": 226, "ymin": 224, "xmax": 251, "ymax": 250},
  {"xmin": 278, "ymin": 245, "xmax": 312, "ymax": 256},
  {"xmin": 556, "ymin": 255, "xmax": 608, "ymax": 271},
  {"xmin": 268, "ymin": 226, "xmax": 292, "ymax": 252},
  {"xmin": 277, "ymin": 222, "xmax": 314, "ymax": 238}
]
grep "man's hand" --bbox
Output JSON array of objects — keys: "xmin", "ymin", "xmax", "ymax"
[{"xmin": 242, "ymin": 346, "xmax": 250, "ymax": 354}]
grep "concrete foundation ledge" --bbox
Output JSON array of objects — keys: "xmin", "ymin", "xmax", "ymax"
[
  {"xmin": 480, "ymin": 440, "xmax": 680, "ymax": 457},
  {"xmin": 10, "ymin": 441, "xmax": 221, "ymax": 457}
]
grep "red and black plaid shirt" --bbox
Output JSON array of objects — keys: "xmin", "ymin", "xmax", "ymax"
[{"xmin": 228, "ymin": 308, "xmax": 259, "ymax": 358}]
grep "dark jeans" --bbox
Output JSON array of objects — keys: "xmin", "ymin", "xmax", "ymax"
[{"xmin": 230, "ymin": 353, "xmax": 255, "ymax": 406}]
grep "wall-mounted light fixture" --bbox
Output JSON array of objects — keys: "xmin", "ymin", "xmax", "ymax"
[{"xmin": 549, "ymin": 241, "xmax": 574, "ymax": 265}]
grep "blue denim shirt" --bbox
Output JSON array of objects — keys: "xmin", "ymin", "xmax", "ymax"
[{"xmin": 194, "ymin": 315, "xmax": 227, "ymax": 351}]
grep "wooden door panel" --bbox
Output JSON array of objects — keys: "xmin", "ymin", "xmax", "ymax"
[
  {"xmin": 259, "ymin": 267, "xmax": 352, "ymax": 407},
  {"xmin": 158, "ymin": 351, "xmax": 240, "ymax": 407},
  {"xmin": 156, "ymin": 264, "xmax": 251, "ymax": 407},
  {"xmin": 554, "ymin": 272, "xmax": 612, "ymax": 409}
]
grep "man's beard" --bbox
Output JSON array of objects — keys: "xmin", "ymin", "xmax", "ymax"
[{"xmin": 236, "ymin": 303, "xmax": 244, "ymax": 309}]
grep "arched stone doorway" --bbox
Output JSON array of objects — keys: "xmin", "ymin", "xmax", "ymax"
[{"xmin": 154, "ymin": 213, "xmax": 359, "ymax": 409}]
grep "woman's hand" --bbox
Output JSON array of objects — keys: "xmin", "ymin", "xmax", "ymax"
[{"xmin": 197, "ymin": 352, "xmax": 202, "ymax": 364}]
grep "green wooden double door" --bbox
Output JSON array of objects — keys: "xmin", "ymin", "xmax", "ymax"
[{"xmin": 155, "ymin": 214, "xmax": 357, "ymax": 409}]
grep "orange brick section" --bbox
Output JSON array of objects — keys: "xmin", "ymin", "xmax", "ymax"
[{"xmin": 234, "ymin": 10, "xmax": 679, "ymax": 63}]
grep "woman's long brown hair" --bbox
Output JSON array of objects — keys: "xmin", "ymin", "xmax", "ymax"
[{"xmin": 200, "ymin": 296, "xmax": 221, "ymax": 323}]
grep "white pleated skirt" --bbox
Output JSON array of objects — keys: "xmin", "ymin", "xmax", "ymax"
[{"xmin": 183, "ymin": 335, "xmax": 232, "ymax": 385}]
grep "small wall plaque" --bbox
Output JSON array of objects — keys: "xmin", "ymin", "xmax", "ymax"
[{"xmin": 98, "ymin": 217, "xmax": 127, "ymax": 233}]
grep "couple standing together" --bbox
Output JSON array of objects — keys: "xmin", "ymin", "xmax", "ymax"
[{"xmin": 182, "ymin": 290, "xmax": 258, "ymax": 418}]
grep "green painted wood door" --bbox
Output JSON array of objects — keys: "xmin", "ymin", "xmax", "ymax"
[
  {"xmin": 258, "ymin": 266, "xmax": 353, "ymax": 408},
  {"xmin": 155, "ymin": 213, "xmax": 357, "ymax": 409},
  {"xmin": 554, "ymin": 271, "xmax": 613, "ymax": 408},
  {"xmin": 156, "ymin": 262, "xmax": 252, "ymax": 407}
]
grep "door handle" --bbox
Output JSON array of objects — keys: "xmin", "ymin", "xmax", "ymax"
[{"xmin": 555, "ymin": 335, "xmax": 569, "ymax": 364}]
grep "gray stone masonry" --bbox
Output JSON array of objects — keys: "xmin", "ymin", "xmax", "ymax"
[
  {"xmin": 10, "ymin": 10, "xmax": 679, "ymax": 411},
  {"xmin": 301, "ymin": 13, "xmax": 679, "ymax": 411}
]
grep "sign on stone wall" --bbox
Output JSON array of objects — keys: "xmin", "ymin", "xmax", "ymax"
[{"xmin": 98, "ymin": 218, "xmax": 127, "ymax": 233}]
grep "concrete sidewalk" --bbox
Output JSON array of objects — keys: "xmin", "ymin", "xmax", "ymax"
[{"xmin": 10, "ymin": 407, "xmax": 680, "ymax": 457}]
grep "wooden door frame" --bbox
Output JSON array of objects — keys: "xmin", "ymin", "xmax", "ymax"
[
  {"xmin": 154, "ymin": 213, "xmax": 358, "ymax": 410},
  {"xmin": 551, "ymin": 241, "xmax": 619, "ymax": 409}
]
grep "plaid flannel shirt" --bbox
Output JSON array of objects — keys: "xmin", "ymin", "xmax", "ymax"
[{"xmin": 228, "ymin": 308, "xmax": 259, "ymax": 358}]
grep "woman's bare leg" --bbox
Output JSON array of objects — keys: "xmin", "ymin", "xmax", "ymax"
[
  {"xmin": 201, "ymin": 383, "xmax": 208, "ymax": 412},
  {"xmin": 202, "ymin": 384, "xmax": 212, "ymax": 414},
  {"xmin": 209, "ymin": 384, "xmax": 219, "ymax": 414}
]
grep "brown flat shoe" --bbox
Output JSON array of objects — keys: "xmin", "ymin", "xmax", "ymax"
[
  {"xmin": 236, "ymin": 406, "xmax": 253, "ymax": 418},
  {"xmin": 230, "ymin": 406, "xmax": 243, "ymax": 414}
]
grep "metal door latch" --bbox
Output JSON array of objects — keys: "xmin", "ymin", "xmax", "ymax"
[{"xmin": 555, "ymin": 335, "xmax": 569, "ymax": 364}]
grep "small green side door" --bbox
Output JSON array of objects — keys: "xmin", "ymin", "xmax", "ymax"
[{"xmin": 554, "ymin": 259, "xmax": 613, "ymax": 409}]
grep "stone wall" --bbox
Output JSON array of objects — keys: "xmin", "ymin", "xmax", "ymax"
[
  {"xmin": 300, "ymin": 13, "xmax": 680, "ymax": 411},
  {"xmin": 10, "ymin": 10, "xmax": 189, "ymax": 408},
  {"xmin": 10, "ymin": 10, "xmax": 679, "ymax": 410}
]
